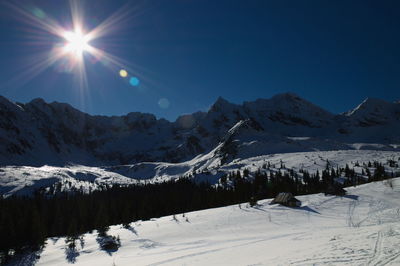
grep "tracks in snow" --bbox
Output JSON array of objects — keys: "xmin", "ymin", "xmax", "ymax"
[
  {"xmin": 368, "ymin": 230, "xmax": 400, "ymax": 266},
  {"xmin": 368, "ymin": 231, "xmax": 384, "ymax": 265}
]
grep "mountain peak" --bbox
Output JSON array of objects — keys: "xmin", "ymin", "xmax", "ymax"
[
  {"xmin": 29, "ymin": 98, "xmax": 47, "ymax": 106},
  {"xmin": 345, "ymin": 97, "xmax": 392, "ymax": 117},
  {"xmin": 362, "ymin": 97, "xmax": 389, "ymax": 105},
  {"xmin": 125, "ymin": 112, "xmax": 157, "ymax": 123},
  {"xmin": 271, "ymin": 92, "xmax": 302, "ymax": 101},
  {"xmin": 214, "ymin": 96, "xmax": 231, "ymax": 105},
  {"xmin": 268, "ymin": 92, "xmax": 332, "ymax": 115},
  {"xmin": 209, "ymin": 96, "xmax": 237, "ymax": 112}
]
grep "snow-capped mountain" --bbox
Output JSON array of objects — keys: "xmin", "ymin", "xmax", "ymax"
[{"xmin": 0, "ymin": 93, "xmax": 399, "ymax": 167}]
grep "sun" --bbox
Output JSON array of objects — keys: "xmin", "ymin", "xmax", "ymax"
[
  {"xmin": 63, "ymin": 29, "xmax": 91, "ymax": 57},
  {"xmin": 5, "ymin": 0, "xmax": 140, "ymax": 92}
]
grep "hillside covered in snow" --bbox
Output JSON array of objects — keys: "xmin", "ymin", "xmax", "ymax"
[
  {"xmin": 1, "ymin": 150, "xmax": 399, "ymax": 198},
  {"xmin": 16, "ymin": 178, "xmax": 400, "ymax": 266}
]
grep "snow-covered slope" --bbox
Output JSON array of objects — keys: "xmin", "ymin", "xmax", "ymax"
[
  {"xmin": 29, "ymin": 178, "xmax": 400, "ymax": 265},
  {"xmin": 1, "ymin": 93, "xmax": 400, "ymax": 166},
  {"xmin": 0, "ymin": 165, "xmax": 139, "ymax": 198},
  {"xmin": 1, "ymin": 150, "xmax": 399, "ymax": 197}
]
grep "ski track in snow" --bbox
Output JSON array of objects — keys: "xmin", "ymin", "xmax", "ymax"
[
  {"xmin": 368, "ymin": 230, "xmax": 384, "ymax": 266},
  {"xmin": 367, "ymin": 228, "xmax": 400, "ymax": 266}
]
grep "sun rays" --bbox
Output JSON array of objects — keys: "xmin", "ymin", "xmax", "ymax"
[{"xmin": 2, "ymin": 0, "xmax": 140, "ymax": 95}]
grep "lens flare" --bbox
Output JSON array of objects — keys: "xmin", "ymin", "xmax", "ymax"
[
  {"xmin": 119, "ymin": 69, "xmax": 128, "ymax": 77},
  {"xmin": 32, "ymin": 7, "xmax": 46, "ymax": 19},
  {"xmin": 158, "ymin": 98, "xmax": 170, "ymax": 109},
  {"xmin": 129, "ymin": 77, "xmax": 140, "ymax": 86}
]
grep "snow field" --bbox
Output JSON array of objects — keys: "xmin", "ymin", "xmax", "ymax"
[{"xmin": 36, "ymin": 178, "xmax": 400, "ymax": 265}]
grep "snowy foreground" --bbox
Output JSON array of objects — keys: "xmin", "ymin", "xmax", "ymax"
[{"xmin": 35, "ymin": 178, "xmax": 400, "ymax": 266}]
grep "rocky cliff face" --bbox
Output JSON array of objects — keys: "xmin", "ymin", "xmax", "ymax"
[{"xmin": 0, "ymin": 93, "xmax": 399, "ymax": 166}]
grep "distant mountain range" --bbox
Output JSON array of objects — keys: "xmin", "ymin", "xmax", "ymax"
[{"xmin": 1, "ymin": 93, "xmax": 399, "ymax": 166}]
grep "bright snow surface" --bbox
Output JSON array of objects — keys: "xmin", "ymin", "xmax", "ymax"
[
  {"xmin": 36, "ymin": 178, "xmax": 400, "ymax": 266},
  {"xmin": 1, "ymin": 150, "xmax": 399, "ymax": 197}
]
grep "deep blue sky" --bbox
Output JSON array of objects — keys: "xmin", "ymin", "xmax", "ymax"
[{"xmin": 0, "ymin": 0, "xmax": 399, "ymax": 121}]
